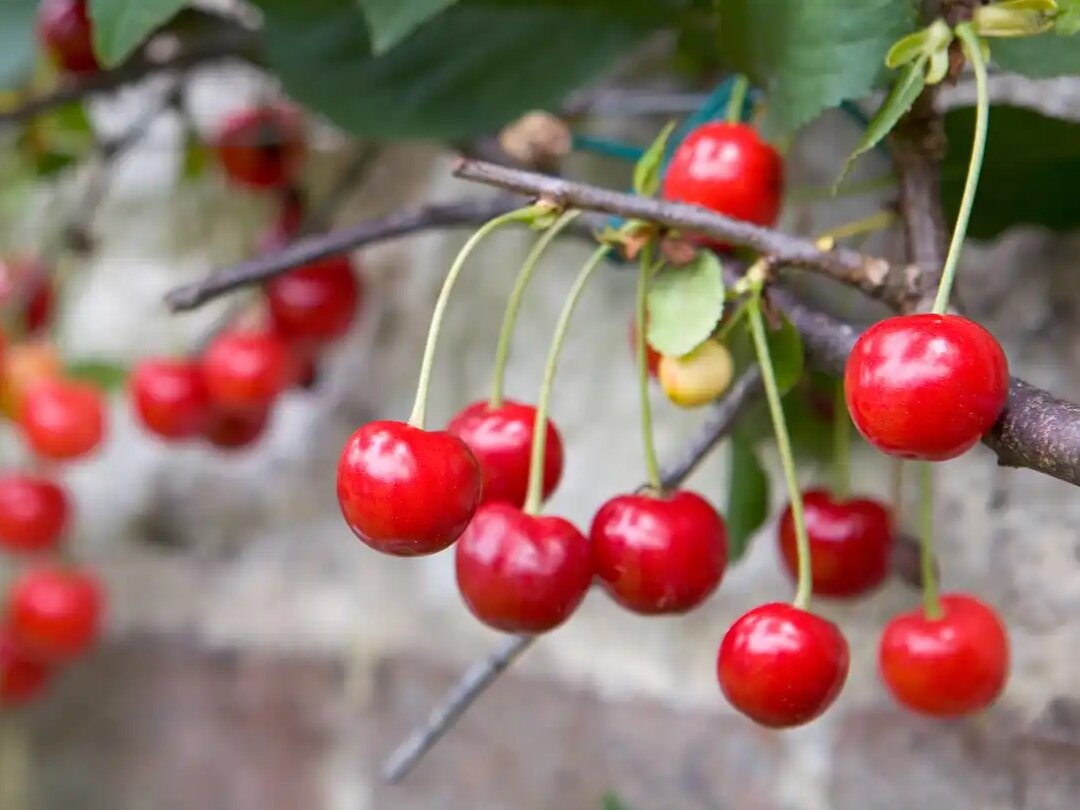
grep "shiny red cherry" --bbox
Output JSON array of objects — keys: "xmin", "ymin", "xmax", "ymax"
[
  {"xmin": 0, "ymin": 258, "xmax": 54, "ymax": 335},
  {"xmin": 778, "ymin": 489, "xmax": 893, "ymax": 598},
  {"xmin": 879, "ymin": 593, "xmax": 1009, "ymax": 717},
  {"xmin": 203, "ymin": 404, "xmax": 271, "ymax": 450},
  {"xmin": 130, "ymin": 357, "xmax": 210, "ymax": 441},
  {"xmin": 7, "ymin": 566, "xmax": 104, "ymax": 662},
  {"xmin": 446, "ymin": 400, "xmax": 563, "ymax": 509},
  {"xmin": 337, "ymin": 420, "xmax": 482, "ymax": 557},
  {"xmin": 662, "ymin": 122, "xmax": 783, "ymax": 250},
  {"xmin": 455, "ymin": 502, "xmax": 592, "ymax": 633},
  {"xmin": 37, "ymin": 0, "xmax": 98, "ymax": 74},
  {"xmin": 0, "ymin": 630, "xmax": 52, "ymax": 706},
  {"xmin": 590, "ymin": 490, "xmax": 727, "ymax": 614},
  {"xmin": 628, "ymin": 316, "xmax": 660, "ymax": 378},
  {"xmin": 718, "ymin": 603, "xmax": 849, "ymax": 728},
  {"xmin": 201, "ymin": 329, "xmax": 291, "ymax": 412},
  {"xmin": 845, "ymin": 314, "xmax": 1009, "ymax": 461},
  {"xmin": 0, "ymin": 474, "xmax": 69, "ymax": 553},
  {"xmin": 216, "ymin": 105, "xmax": 304, "ymax": 190},
  {"xmin": 265, "ymin": 255, "xmax": 361, "ymax": 344},
  {"xmin": 19, "ymin": 379, "xmax": 107, "ymax": 460}
]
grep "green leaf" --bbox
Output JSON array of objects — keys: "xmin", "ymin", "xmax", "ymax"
[
  {"xmin": 765, "ymin": 313, "xmax": 804, "ymax": 396},
  {"xmin": 65, "ymin": 360, "xmax": 128, "ymax": 390},
  {"xmin": 181, "ymin": 130, "xmax": 208, "ymax": 180},
  {"xmin": 646, "ymin": 251, "xmax": 725, "ymax": 357},
  {"xmin": 726, "ymin": 435, "xmax": 769, "ymax": 563},
  {"xmin": 834, "ymin": 58, "xmax": 925, "ymax": 191},
  {"xmin": 633, "ymin": 120, "xmax": 677, "ymax": 198},
  {"xmin": 256, "ymin": 0, "xmax": 655, "ymax": 139},
  {"xmin": 717, "ymin": 0, "xmax": 919, "ymax": 135},
  {"xmin": 992, "ymin": 31, "xmax": 1080, "ymax": 75},
  {"xmin": 973, "ymin": 0, "xmax": 1058, "ymax": 37},
  {"xmin": 0, "ymin": 1, "xmax": 39, "ymax": 90},
  {"xmin": 88, "ymin": 0, "xmax": 189, "ymax": 67},
  {"xmin": 600, "ymin": 793, "xmax": 632, "ymax": 810},
  {"xmin": 357, "ymin": 0, "xmax": 459, "ymax": 54},
  {"xmin": 942, "ymin": 105, "xmax": 1080, "ymax": 239}
]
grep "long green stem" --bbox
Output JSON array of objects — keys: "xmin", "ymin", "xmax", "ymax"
[
  {"xmin": 489, "ymin": 210, "xmax": 581, "ymax": 408},
  {"xmin": 636, "ymin": 244, "xmax": 663, "ymax": 493},
  {"xmin": 747, "ymin": 295, "xmax": 812, "ymax": 609},
  {"xmin": 408, "ymin": 207, "xmax": 535, "ymax": 428},
  {"xmin": 919, "ymin": 461, "xmax": 943, "ymax": 619},
  {"xmin": 725, "ymin": 75, "xmax": 749, "ymax": 124},
  {"xmin": 932, "ymin": 25, "xmax": 990, "ymax": 315},
  {"xmin": 832, "ymin": 378, "xmax": 850, "ymax": 500},
  {"xmin": 523, "ymin": 246, "xmax": 609, "ymax": 515}
]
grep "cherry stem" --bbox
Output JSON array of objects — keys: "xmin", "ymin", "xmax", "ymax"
[
  {"xmin": 489, "ymin": 210, "xmax": 582, "ymax": 409},
  {"xmin": 747, "ymin": 293, "xmax": 812, "ymax": 610},
  {"xmin": 814, "ymin": 210, "xmax": 896, "ymax": 249},
  {"xmin": 918, "ymin": 461, "xmax": 943, "ymax": 619},
  {"xmin": 713, "ymin": 298, "xmax": 749, "ymax": 345},
  {"xmin": 408, "ymin": 207, "xmax": 536, "ymax": 428},
  {"xmin": 636, "ymin": 243, "xmax": 665, "ymax": 493},
  {"xmin": 725, "ymin": 75, "xmax": 749, "ymax": 124},
  {"xmin": 832, "ymin": 378, "xmax": 851, "ymax": 500},
  {"xmin": 523, "ymin": 245, "xmax": 609, "ymax": 515},
  {"xmin": 932, "ymin": 24, "xmax": 989, "ymax": 316}
]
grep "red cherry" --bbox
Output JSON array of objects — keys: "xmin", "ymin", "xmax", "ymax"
[
  {"xmin": 201, "ymin": 329, "xmax": 291, "ymax": 412},
  {"xmin": 662, "ymin": 122, "xmax": 784, "ymax": 250},
  {"xmin": 0, "ymin": 631, "xmax": 52, "ymax": 706},
  {"xmin": 130, "ymin": 357, "xmax": 210, "ymax": 441},
  {"xmin": 203, "ymin": 404, "xmax": 271, "ymax": 450},
  {"xmin": 628, "ymin": 316, "xmax": 660, "ymax": 378},
  {"xmin": 19, "ymin": 379, "xmax": 107, "ymax": 460},
  {"xmin": 256, "ymin": 190, "xmax": 306, "ymax": 254},
  {"xmin": 337, "ymin": 420, "xmax": 481, "ymax": 557},
  {"xmin": 446, "ymin": 400, "xmax": 563, "ymax": 509},
  {"xmin": 7, "ymin": 566, "xmax": 104, "ymax": 662},
  {"xmin": 0, "ymin": 258, "xmax": 54, "ymax": 335},
  {"xmin": 37, "ymin": 0, "xmax": 98, "ymax": 74},
  {"xmin": 717, "ymin": 603, "xmax": 849, "ymax": 728},
  {"xmin": 845, "ymin": 314, "xmax": 1009, "ymax": 461},
  {"xmin": 879, "ymin": 593, "xmax": 1009, "ymax": 717},
  {"xmin": 216, "ymin": 105, "xmax": 304, "ymax": 190},
  {"xmin": 0, "ymin": 474, "xmax": 69, "ymax": 553},
  {"xmin": 590, "ymin": 490, "xmax": 727, "ymax": 615},
  {"xmin": 778, "ymin": 490, "xmax": 893, "ymax": 599},
  {"xmin": 455, "ymin": 503, "xmax": 592, "ymax": 633},
  {"xmin": 265, "ymin": 255, "xmax": 361, "ymax": 344}
]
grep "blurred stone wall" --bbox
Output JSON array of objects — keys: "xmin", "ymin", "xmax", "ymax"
[{"xmin": 2, "ymin": 69, "xmax": 1079, "ymax": 810}]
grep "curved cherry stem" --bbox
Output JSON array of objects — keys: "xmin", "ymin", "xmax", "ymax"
[
  {"xmin": 489, "ymin": 210, "xmax": 582, "ymax": 408},
  {"xmin": 747, "ymin": 292, "xmax": 811, "ymax": 609},
  {"xmin": 832, "ymin": 378, "xmax": 851, "ymax": 500},
  {"xmin": 408, "ymin": 206, "xmax": 537, "ymax": 428},
  {"xmin": 725, "ymin": 75, "xmax": 749, "ymax": 124},
  {"xmin": 918, "ymin": 461, "xmax": 943, "ymax": 619},
  {"xmin": 523, "ymin": 245, "xmax": 609, "ymax": 515},
  {"xmin": 932, "ymin": 24, "xmax": 989, "ymax": 316},
  {"xmin": 636, "ymin": 243, "xmax": 664, "ymax": 493}
]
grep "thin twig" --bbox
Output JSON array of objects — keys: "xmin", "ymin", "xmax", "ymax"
[{"xmin": 381, "ymin": 370, "xmax": 762, "ymax": 784}]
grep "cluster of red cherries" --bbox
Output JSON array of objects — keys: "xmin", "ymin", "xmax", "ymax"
[
  {"xmin": 337, "ymin": 119, "xmax": 1011, "ymax": 728},
  {"xmin": 0, "ymin": 264, "xmax": 106, "ymax": 708}
]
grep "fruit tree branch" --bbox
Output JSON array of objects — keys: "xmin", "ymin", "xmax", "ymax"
[{"xmin": 380, "ymin": 369, "xmax": 762, "ymax": 784}]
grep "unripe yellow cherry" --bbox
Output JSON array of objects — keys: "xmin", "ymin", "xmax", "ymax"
[{"xmin": 659, "ymin": 340, "xmax": 734, "ymax": 408}]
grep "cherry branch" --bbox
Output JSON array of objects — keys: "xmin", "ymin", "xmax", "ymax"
[{"xmin": 380, "ymin": 369, "xmax": 762, "ymax": 784}]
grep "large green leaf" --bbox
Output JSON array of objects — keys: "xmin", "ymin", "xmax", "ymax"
[
  {"xmin": 257, "ymin": 0, "xmax": 655, "ymax": 139},
  {"xmin": 88, "ymin": 0, "xmax": 189, "ymax": 67},
  {"xmin": 358, "ymin": 0, "xmax": 459, "ymax": 54},
  {"xmin": 991, "ymin": 32, "xmax": 1080, "ymax": 77},
  {"xmin": 726, "ymin": 435, "xmax": 769, "ymax": 563},
  {"xmin": 718, "ymin": 0, "xmax": 918, "ymax": 135},
  {"xmin": 942, "ymin": 105, "xmax": 1080, "ymax": 239},
  {"xmin": 646, "ymin": 251, "xmax": 725, "ymax": 357},
  {"xmin": 0, "ymin": 1, "xmax": 39, "ymax": 90}
]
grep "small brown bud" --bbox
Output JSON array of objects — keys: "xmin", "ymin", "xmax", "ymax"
[{"xmin": 498, "ymin": 111, "xmax": 572, "ymax": 170}]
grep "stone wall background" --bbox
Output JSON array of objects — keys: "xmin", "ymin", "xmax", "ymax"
[{"xmin": 0, "ymin": 66, "xmax": 1078, "ymax": 809}]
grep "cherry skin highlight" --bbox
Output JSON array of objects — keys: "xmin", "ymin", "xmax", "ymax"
[
  {"xmin": 455, "ymin": 503, "xmax": 592, "ymax": 633},
  {"xmin": 845, "ymin": 314, "xmax": 1009, "ymax": 461},
  {"xmin": 337, "ymin": 420, "xmax": 482, "ymax": 556},
  {"xmin": 0, "ymin": 474, "xmax": 70, "ymax": 554},
  {"xmin": 879, "ymin": 593, "xmax": 1009, "ymax": 717},
  {"xmin": 717, "ymin": 603, "xmax": 849, "ymax": 728},
  {"xmin": 778, "ymin": 489, "xmax": 893, "ymax": 598},
  {"xmin": 7, "ymin": 566, "xmax": 104, "ymax": 663},
  {"xmin": 201, "ymin": 329, "xmax": 292, "ymax": 412},
  {"xmin": 37, "ymin": 0, "xmax": 98, "ymax": 74},
  {"xmin": 0, "ymin": 630, "xmax": 52, "ymax": 706},
  {"xmin": 216, "ymin": 105, "xmax": 304, "ymax": 190},
  {"xmin": 19, "ymin": 379, "xmax": 107, "ymax": 460},
  {"xmin": 265, "ymin": 255, "xmax": 361, "ymax": 344},
  {"xmin": 590, "ymin": 490, "xmax": 727, "ymax": 614},
  {"xmin": 446, "ymin": 400, "xmax": 563, "ymax": 508},
  {"xmin": 130, "ymin": 357, "xmax": 210, "ymax": 441}
]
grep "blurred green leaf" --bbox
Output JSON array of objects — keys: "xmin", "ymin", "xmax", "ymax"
[
  {"xmin": 633, "ymin": 120, "xmax": 676, "ymax": 197},
  {"xmin": 89, "ymin": 0, "xmax": 189, "ymax": 67},
  {"xmin": 765, "ymin": 313, "xmax": 804, "ymax": 396},
  {"xmin": 357, "ymin": 0, "xmax": 459, "ymax": 54},
  {"xmin": 601, "ymin": 793, "xmax": 633, "ymax": 810},
  {"xmin": 0, "ymin": 1, "xmax": 39, "ymax": 91},
  {"xmin": 726, "ymin": 435, "xmax": 770, "ymax": 562},
  {"xmin": 181, "ymin": 130, "xmax": 208, "ymax": 180},
  {"xmin": 646, "ymin": 251, "xmax": 725, "ymax": 357},
  {"xmin": 66, "ymin": 359, "xmax": 129, "ymax": 390},
  {"xmin": 991, "ymin": 31, "xmax": 1080, "ymax": 75}
]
